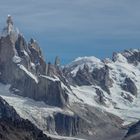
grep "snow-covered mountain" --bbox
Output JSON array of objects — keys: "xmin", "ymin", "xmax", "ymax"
[
  {"xmin": 0, "ymin": 16, "xmax": 140, "ymax": 140},
  {"xmin": 64, "ymin": 49, "xmax": 140, "ymax": 124}
]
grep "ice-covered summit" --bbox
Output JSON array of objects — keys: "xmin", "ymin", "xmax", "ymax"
[{"xmin": 66, "ymin": 56, "xmax": 104, "ymax": 77}]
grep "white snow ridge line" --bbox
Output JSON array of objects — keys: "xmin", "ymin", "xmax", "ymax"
[{"xmin": 18, "ymin": 64, "xmax": 38, "ymax": 83}]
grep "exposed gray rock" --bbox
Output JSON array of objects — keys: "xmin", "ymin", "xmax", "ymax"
[
  {"xmin": 95, "ymin": 88, "xmax": 106, "ymax": 105},
  {"xmin": 54, "ymin": 56, "xmax": 61, "ymax": 67},
  {"xmin": 73, "ymin": 64, "xmax": 95, "ymax": 86},
  {"xmin": 28, "ymin": 38, "xmax": 47, "ymax": 75},
  {"xmin": 121, "ymin": 92, "xmax": 133, "ymax": 102},
  {"xmin": 123, "ymin": 121, "xmax": 140, "ymax": 140},
  {"xmin": 68, "ymin": 103, "xmax": 126, "ymax": 140},
  {"xmin": 122, "ymin": 49, "xmax": 140, "ymax": 64},
  {"xmin": 112, "ymin": 49, "xmax": 140, "ymax": 65},
  {"xmin": 1, "ymin": 16, "xmax": 140, "ymax": 140},
  {"xmin": 53, "ymin": 113, "xmax": 80, "ymax": 136},
  {"xmin": 92, "ymin": 65, "xmax": 113, "ymax": 94},
  {"xmin": 43, "ymin": 103, "xmax": 126, "ymax": 140},
  {"xmin": 121, "ymin": 78, "xmax": 137, "ymax": 96},
  {"xmin": 37, "ymin": 76, "xmax": 68, "ymax": 107},
  {"xmin": 0, "ymin": 16, "xmax": 68, "ymax": 108},
  {"xmin": 64, "ymin": 63, "xmax": 113, "ymax": 94},
  {"xmin": 0, "ymin": 96, "xmax": 51, "ymax": 140}
]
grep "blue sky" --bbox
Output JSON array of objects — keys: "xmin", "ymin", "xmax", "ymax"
[{"xmin": 0, "ymin": 0, "xmax": 140, "ymax": 64}]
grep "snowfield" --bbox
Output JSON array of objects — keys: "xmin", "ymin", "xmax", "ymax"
[
  {"xmin": 66, "ymin": 56, "xmax": 104, "ymax": 77},
  {"xmin": 0, "ymin": 83, "xmax": 80, "ymax": 140},
  {"xmin": 67, "ymin": 53, "xmax": 140, "ymax": 125}
]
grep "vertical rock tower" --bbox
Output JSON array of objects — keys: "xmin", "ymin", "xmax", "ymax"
[
  {"xmin": 6, "ymin": 15, "xmax": 14, "ymax": 34},
  {"xmin": 2, "ymin": 15, "xmax": 18, "ymax": 42}
]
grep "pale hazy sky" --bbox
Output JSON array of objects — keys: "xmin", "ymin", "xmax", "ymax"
[{"xmin": 0, "ymin": 0, "xmax": 140, "ymax": 64}]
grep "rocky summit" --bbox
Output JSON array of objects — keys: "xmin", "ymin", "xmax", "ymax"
[{"xmin": 0, "ymin": 16, "xmax": 140, "ymax": 140}]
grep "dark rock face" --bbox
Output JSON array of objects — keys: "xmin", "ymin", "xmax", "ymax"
[
  {"xmin": 38, "ymin": 76, "xmax": 68, "ymax": 107},
  {"xmin": 0, "ymin": 96, "xmax": 20, "ymax": 120},
  {"xmin": 112, "ymin": 49, "xmax": 140, "ymax": 65},
  {"xmin": 43, "ymin": 103, "xmax": 126, "ymax": 140},
  {"xmin": 64, "ymin": 64, "xmax": 113, "ymax": 94},
  {"xmin": 73, "ymin": 64, "xmax": 94, "ymax": 86},
  {"xmin": 95, "ymin": 88, "xmax": 106, "ymax": 105},
  {"xmin": 92, "ymin": 65, "xmax": 113, "ymax": 94},
  {"xmin": 121, "ymin": 92, "xmax": 133, "ymax": 103},
  {"xmin": 53, "ymin": 113, "xmax": 80, "ymax": 136},
  {"xmin": 122, "ymin": 49, "xmax": 140, "ymax": 64},
  {"xmin": 68, "ymin": 103, "xmax": 126, "ymax": 140},
  {"xmin": 0, "ymin": 35, "xmax": 16, "ymax": 84},
  {"xmin": 0, "ymin": 17, "xmax": 68, "ymax": 108},
  {"xmin": 123, "ymin": 121, "xmax": 140, "ymax": 140},
  {"xmin": 0, "ymin": 96, "xmax": 51, "ymax": 140},
  {"xmin": 121, "ymin": 78, "xmax": 137, "ymax": 96}
]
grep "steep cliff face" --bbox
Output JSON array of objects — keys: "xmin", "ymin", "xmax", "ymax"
[
  {"xmin": 123, "ymin": 121, "xmax": 140, "ymax": 140},
  {"xmin": 0, "ymin": 16, "xmax": 68, "ymax": 107},
  {"xmin": 0, "ymin": 96, "xmax": 51, "ymax": 140}
]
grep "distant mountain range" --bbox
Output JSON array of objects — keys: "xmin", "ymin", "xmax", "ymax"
[{"xmin": 0, "ymin": 15, "xmax": 140, "ymax": 140}]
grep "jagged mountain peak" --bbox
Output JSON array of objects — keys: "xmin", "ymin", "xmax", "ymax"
[
  {"xmin": 112, "ymin": 49, "xmax": 140, "ymax": 64},
  {"xmin": 6, "ymin": 15, "xmax": 14, "ymax": 33},
  {"xmin": 1, "ymin": 15, "xmax": 19, "ymax": 40},
  {"xmin": 0, "ymin": 16, "xmax": 140, "ymax": 140},
  {"xmin": 7, "ymin": 15, "xmax": 13, "ymax": 25},
  {"xmin": 66, "ymin": 49, "xmax": 140, "ymax": 77},
  {"xmin": 0, "ymin": 16, "xmax": 68, "ymax": 107}
]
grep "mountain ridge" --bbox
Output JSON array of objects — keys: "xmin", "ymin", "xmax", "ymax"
[{"xmin": 0, "ymin": 16, "xmax": 140, "ymax": 140}]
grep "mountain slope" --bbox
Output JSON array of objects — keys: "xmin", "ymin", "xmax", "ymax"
[
  {"xmin": 0, "ymin": 16, "xmax": 140, "ymax": 140},
  {"xmin": 64, "ymin": 49, "xmax": 140, "ymax": 125},
  {"xmin": 0, "ymin": 83, "xmax": 126, "ymax": 140},
  {"xmin": 0, "ymin": 95, "xmax": 51, "ymax": 140}
]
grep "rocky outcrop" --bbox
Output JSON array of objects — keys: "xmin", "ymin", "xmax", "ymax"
[
  {"xmin": 73, "ymin": 64, "xmax": 95, "ymax": 86},
  {"xmin": 123, "ymin": 121, "xmax": 140, "ymax": 140},
  {"xmin": 122, "ymin": 49, "xmax": 140, "ymax": 64},
  {"xmin": 0, "ymin": 96, "xmax": 51, "ymax": 140},
  {"xmin": 95, "ymin": 88, "xmax": 106, "ymax": 105},
  {"xmin": 92, "ymin": 65, "xmax": 113, "ymax": 94},
  {"xmin": 50, "ymin": 113, "xmax": 81, "ymax": 136},
  {"xmin": 64, "ymin": 63, "xmax": 113, "ymax": 94},
  {"xmin": 69, "ymin": 103, "xmax": 126, "ymax": 140},
  {"xmin": 112, "ymin": 49, "xmax": 140, "ymax": 65},
  {"xmin": 121, "ymin": 78, "xmax": 137, "ymax": 96},
  {"xmin": 43, "ymin": 103, "xmax": 126, "ymax": 140},
  {"xmin": 37, "ymin": 76, "xmax": 68, "ymax": 107}
]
